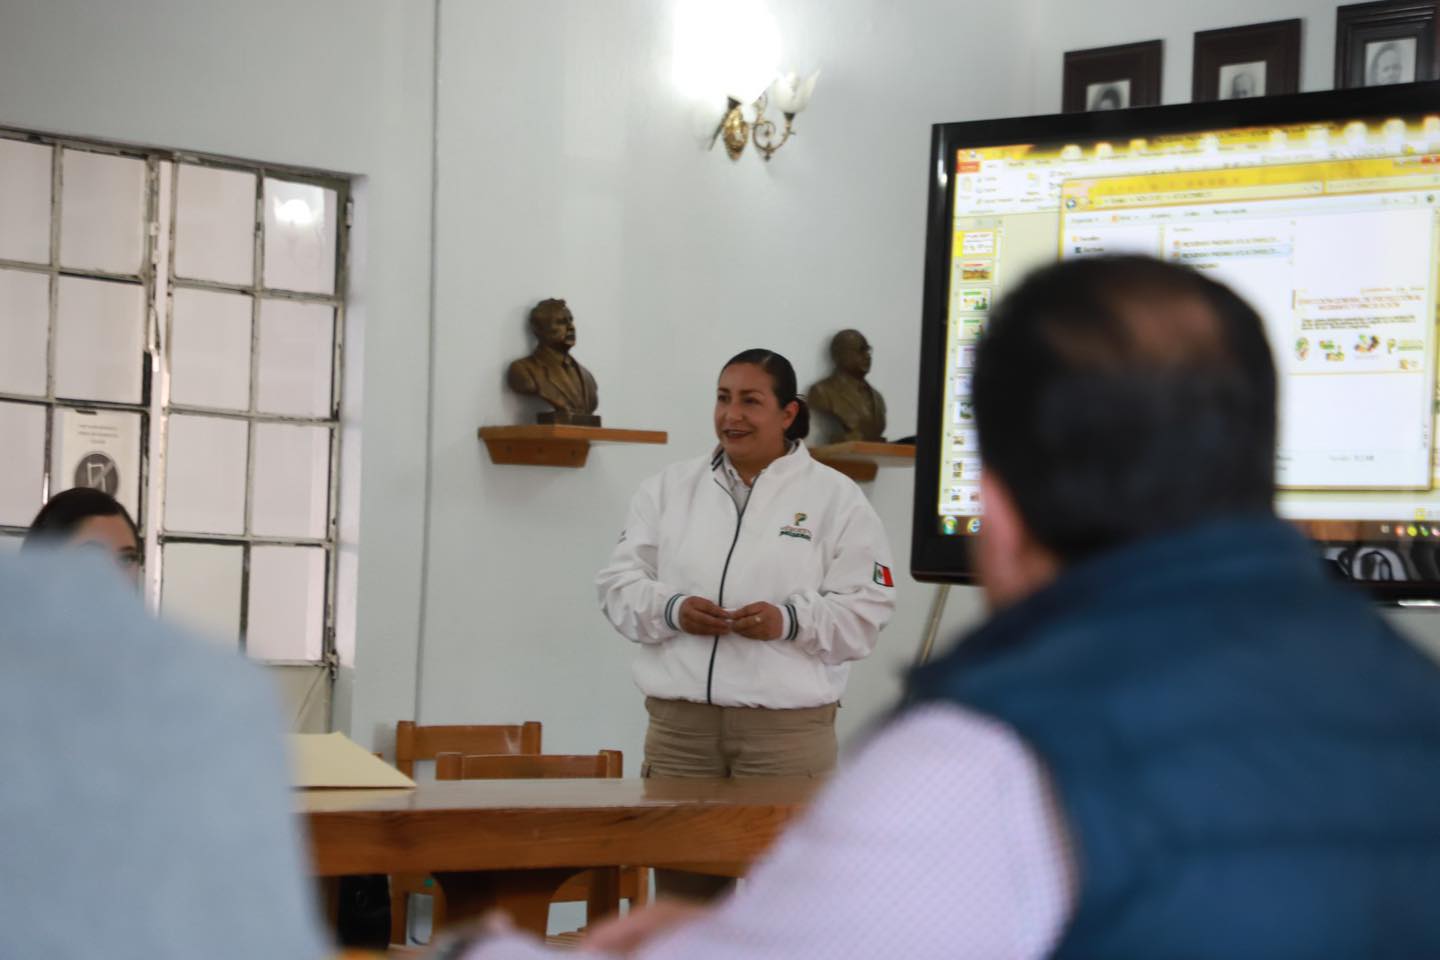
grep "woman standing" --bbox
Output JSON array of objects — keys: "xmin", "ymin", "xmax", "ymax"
[{"xmin": 597, "ymin": 348, "xmax": 896, "ymax": 787}]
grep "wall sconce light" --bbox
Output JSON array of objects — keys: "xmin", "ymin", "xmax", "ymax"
[{"xmin": 710, "ymin": 70, "xmax": 819, "ymax": 162}]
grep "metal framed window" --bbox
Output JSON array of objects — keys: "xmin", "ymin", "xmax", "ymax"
[{"xmin": 0, "ymin": 128, "xmax": 349, "ymax": 669}]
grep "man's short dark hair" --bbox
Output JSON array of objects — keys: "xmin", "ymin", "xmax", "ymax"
[{"xmin": 972, "ymin": 256, "xmax": 1277, "ymax": 562}]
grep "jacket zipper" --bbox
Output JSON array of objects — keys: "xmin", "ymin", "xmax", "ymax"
[{"xmin": 707, "ymin": 474, "xmax": 753, "ymax": 705}]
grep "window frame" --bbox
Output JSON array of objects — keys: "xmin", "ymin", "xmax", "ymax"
[{"xmin": 0, "ymin": 127, "xmax": 351, "ymax": 669}]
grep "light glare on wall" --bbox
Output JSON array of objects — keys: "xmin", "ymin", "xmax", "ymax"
[
  {"xmin": 673, "ymin": 0, "xmax": 780, "ymax": 102},
  {"xmin": 673, "ymin": 0, "xmax": 818, "ymax": 163}
]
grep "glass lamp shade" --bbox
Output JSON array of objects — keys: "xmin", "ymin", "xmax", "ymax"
[{"xmin": 771, "ymin": 70, "xmax": 820, "ymax": 115}]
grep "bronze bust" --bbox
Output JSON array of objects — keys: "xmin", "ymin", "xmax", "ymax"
[
  {"xmin": 506, "ymin": 298, "xmax": 600, "ymax": 426},
  {"xmin": 808, "ymin": 329, "xmax": 886, "ymax": 444}
]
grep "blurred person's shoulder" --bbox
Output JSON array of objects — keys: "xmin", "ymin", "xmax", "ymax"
[
  {"xmin": 0, "ymin": 551, "xmax": 327, "ymax": 959},
  {"xmin": 0, "ymin": 548, "xmax": 273, "ymax": 718}
]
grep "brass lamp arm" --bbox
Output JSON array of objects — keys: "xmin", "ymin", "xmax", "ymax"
[
  {"xmin": 709, "ymin": 92, "xmax": 800, "ymax": 162},
  {"xmin": 752, "ymin": 105, "xmax": 796, "ymax": 162}
]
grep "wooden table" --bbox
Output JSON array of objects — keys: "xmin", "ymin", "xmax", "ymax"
[{"xmin": 303, "ymin": 777, "xmax": 819, "ymax": 935}]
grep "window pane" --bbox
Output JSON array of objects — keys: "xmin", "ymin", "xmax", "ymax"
[
  {"xmin": 0, "ymin": 139, "xmax": 52, "ymax": 265},
  {"xmin": 54, "ymin": 276, "xmax": 145, "ymax": 403},
  {"xmin": 256, "ymin": 299, "xmax": 333, "ymax": 417},
  {"xmin": 262, "ymin": 179, "xmax": 336, "ymax": 295},
  {"xmin": 246, "ymin": 544, "xmax": 325, "ymax": 661},
  {"xmin": 161, "ymin": 541, "xmax": 242, "ymax": 649},
  {"xmin": 175, "ymin": 164, "xmax": 256, "ymax": 286},
  {"xmin": 163, "ymin": 414, "xmax": 247, "ymax": 535},
  {"xmin": 0, "ymin": 401, "xmax": 46, "ymax": 527},
  {"xmin": 50, "ymin": 407, "xmax": 143, "ymax": 523},
  {"xmin": 59, "ymin": 149, "xmax": 146, "ymax": 275},
  {"xmin": 251, "ymin": 423, "xmax": 329, "ymax": 539},
  {"xmin": 0, "ymin": 268, "xmax": 49, "ymax": 396},
  {"xmin": 170, "ymin": 288, "xmax": 252, "ymax": 411}
]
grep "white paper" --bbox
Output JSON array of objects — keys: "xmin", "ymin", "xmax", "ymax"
[{"xmin": 50, "ymin": 407, "xmax": 142, "ymax": 521}]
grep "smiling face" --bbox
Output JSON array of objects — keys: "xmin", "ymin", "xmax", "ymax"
[{"xmin": 714, "ymin": 362, "xmax": 797, "ymax": 473}]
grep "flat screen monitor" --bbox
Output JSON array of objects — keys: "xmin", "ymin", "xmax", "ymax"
[{"xmin": 914, "ymin": 83, "xmax": 1440, "ymax": 600}]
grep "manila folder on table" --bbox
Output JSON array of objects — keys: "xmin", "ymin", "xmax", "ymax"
[{"xmin": 288, "ymin": 732, "xmax": 416, "ymax": 789}]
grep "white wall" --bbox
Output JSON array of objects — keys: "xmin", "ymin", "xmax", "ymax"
[
  {"xmin": 416, "ymin": 0, "xmax": 1037, "ymax": 762},
  {"xmin": 0, "ymin": 0, "xmax": 437, "ymax": 748}
]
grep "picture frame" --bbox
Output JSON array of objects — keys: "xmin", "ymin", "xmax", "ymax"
[
  {"xmin": 1192, "ymin": 19, "xmax": 1302, "ymax": 101},
  {"xmin": 1062, "ymin": 40, "xmax": 1164, "ymax": 113},
  {"xmin": 1335, "ymin": 0, "xmax": 1440, "ymax": 88}
]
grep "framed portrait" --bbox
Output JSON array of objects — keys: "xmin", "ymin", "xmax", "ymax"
[
  {"xmin": 1062, "ymin": 40, "xmax": 1164, "ymax": 113},
  {"xmin": 1192, "ymin": 19, "xmax": 1302, "ymax": 101},
  {"xmin": 1335, "ymin": 0, "xmax": 1440, "ymax": 88}
]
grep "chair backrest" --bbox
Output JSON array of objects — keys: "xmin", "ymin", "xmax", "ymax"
[
  {"xmin": 434, "ymin": 749, "xmax": 623, "ymax": 780},
  {"xmin": 393, "ymin": 720, "xmax": 542, "ymax": 777}
]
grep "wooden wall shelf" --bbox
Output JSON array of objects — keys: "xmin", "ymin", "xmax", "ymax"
[
  {"xmin": 809, "ymin": 442, "xmax": 916, "ymax": 483},
  {"xmin": 478, "ymin": 425, "xmax": 667, "ymax": 468}
]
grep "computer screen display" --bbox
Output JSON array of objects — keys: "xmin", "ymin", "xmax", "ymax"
[{"xmin": 913, "ymin": 84, "xmax": 1440, "ymax": 598}]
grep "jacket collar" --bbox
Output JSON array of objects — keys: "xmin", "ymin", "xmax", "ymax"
[{"xmin": 710, "ymin": 441, "xmax": 809, "ymax": 485}]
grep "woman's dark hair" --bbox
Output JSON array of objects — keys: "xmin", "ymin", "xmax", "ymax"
[
  {"xmin": 23, "ymin": 487, "xmax": 140, "ymax": 551},
  {"xmin": 722, "ymin": 348, "xmax": 811, "ymax": 440}
]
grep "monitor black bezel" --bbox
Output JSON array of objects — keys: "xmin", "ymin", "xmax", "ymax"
[{"xmin": 912, "ymin": 81, "xmax": 1440, "ymax": 601}]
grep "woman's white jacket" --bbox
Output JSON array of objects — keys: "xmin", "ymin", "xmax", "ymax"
[{"xmin": 596, "ymin": 444, "xmax": 896, "ymax": 709}]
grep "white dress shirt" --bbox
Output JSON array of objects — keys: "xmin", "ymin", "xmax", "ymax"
[{"xmin": 464, "ymin": 703, "xmax": 1075, "ymax": 959}]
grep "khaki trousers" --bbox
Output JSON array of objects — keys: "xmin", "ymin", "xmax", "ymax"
[
  {"xmin": 641, "ymin": 697, "xmax": 838, "ymax": 778},
  {"xmin": 641, "ymin": 696, "xmax": 838, "ymax": 901}
]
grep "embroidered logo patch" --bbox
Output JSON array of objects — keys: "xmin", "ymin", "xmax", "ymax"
[
  {"xmin": 873, "ymin": 562, "xmax": 894, "ymax": 587},
  {"xmin": 780, "ymin": 512, "xmax": 813, "ymax": 541}
]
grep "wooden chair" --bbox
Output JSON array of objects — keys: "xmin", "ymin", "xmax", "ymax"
[
  {"xmin": 393, "ymin": 719, "xmax": 542, "ymax": 777},
  {"xmin": 434, "ymin": 750, "xmax": 649, "ymax": 932},
  {"xmin": 389, "ymin": 720, "xmax": 543, "ymax": 946},
  {"xmin": 435, "ymin": 750, "xmax": 622, "ymax": 779}
]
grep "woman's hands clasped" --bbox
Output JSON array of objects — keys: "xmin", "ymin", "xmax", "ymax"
[{"xmin": 678, "ymin": 597, "xmax": 783, "ymax": 640}]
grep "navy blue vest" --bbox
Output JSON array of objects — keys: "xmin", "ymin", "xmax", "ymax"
[{"xmin": 907, "ymin": 518, "xmax": 1440, "ymax": 959}]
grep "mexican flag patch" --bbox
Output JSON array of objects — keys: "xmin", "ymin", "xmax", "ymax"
[{"xmin": 873, "ymin": 562, "xmax": 894, "ymax": 587}]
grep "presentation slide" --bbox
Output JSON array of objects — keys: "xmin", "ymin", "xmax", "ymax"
[{"xmin": 936, "ymin": 121, "xmax": 1440, "ymax": 546}]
